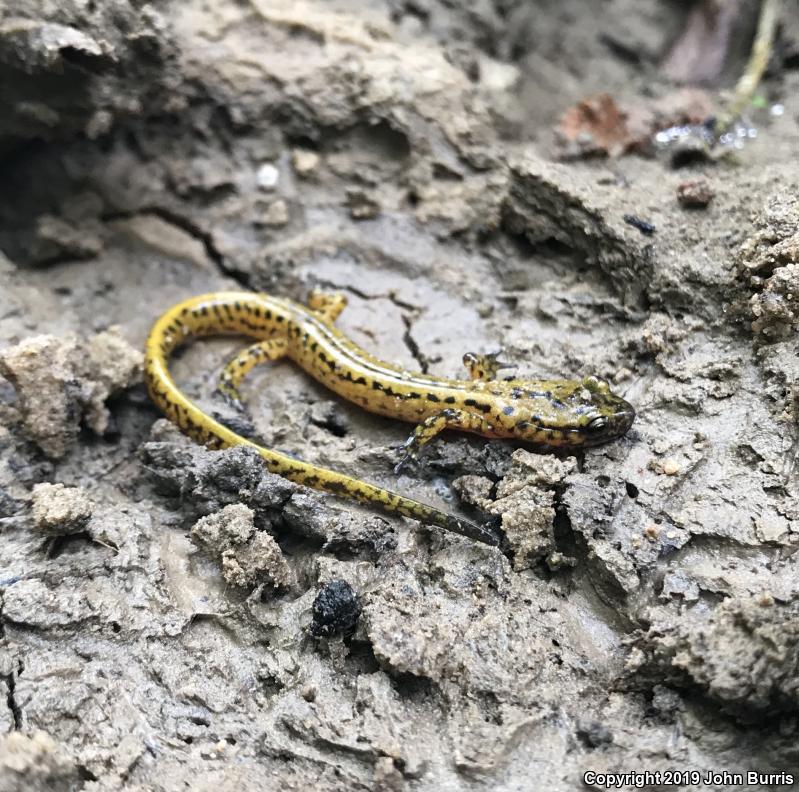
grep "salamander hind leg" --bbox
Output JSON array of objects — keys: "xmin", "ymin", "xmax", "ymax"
[
  {"xmin": 395, "ymin": 408, "xmax": 477, "ymax": 474},
  {"xmin": 308, "ymin": 289, "xmax": 348, "ymax": 323},
  {"xmin": 462, "ymin": 351, "xmax": 508, "ymax": 381},
  {"xmin": 217, "ymin": 338, "xmax": 288, "ymax": 410}
]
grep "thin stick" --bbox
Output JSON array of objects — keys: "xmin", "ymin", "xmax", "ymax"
[{"xmin": 715, "ymin": 0, "xmax": 782, "ymax": 135}]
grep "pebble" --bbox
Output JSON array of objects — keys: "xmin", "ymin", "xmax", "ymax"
[
  {"xmin": 256, "ymin": 163, "xmax": 280, "ymax": 190},
  {"xmin": 677, "ymin": 179, "xmax": 714, "ymax": 208},
  {"xmin": 292, "ymin": 149, "xmax": 320, "ymax": 176},
  {"xmin": 262, "ymin": 199, "xmax": 290, "ymax": 227}
]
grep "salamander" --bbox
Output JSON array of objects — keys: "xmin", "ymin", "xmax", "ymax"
[{"xmin": 143, "ymin": 290, "xmax": 635, "ymax": 546}]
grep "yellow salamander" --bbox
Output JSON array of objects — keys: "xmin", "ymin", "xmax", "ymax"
[{"xmin": 144, "ymin": 291, "xmax": 635, "ymax": 546}]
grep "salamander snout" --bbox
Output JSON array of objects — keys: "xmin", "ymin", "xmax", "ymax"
[{"xmin": 580, "ymin": 376, "xmax": 636, "ymax": 445}]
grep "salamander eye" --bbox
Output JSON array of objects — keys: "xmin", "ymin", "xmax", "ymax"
[
  {"xmin": 582, "ymin": 376, "xmax": 610, "ymax": 395},
  {"xmin": 586, "ymin": 416, "xmax": 608, "ymax": 433}
]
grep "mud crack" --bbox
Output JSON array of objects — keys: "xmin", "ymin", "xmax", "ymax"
[
  {"xmin": 401, "ymin": 314, "xmax": 430, "ymax": 374},
  {"xmin": 0, "ymin": 609, "xmax": 23, "ymax": 730},
  {"xmin": 102, "ymin": 206, "xmax": 250, "ymax": 288},
  {"xmin": 5, "ymin": 664, "xmax": 23, "ymax": 730}
]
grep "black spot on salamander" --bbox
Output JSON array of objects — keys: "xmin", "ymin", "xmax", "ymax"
[
  {"xmin": 427, "ymin": 394, "xmax": 440, "ymax": 402},
  {"xmin": 252, "ymin": 306, "xmax": 261, "ymax": 317},
  {"xmin": 310, "ymin": 342, "xmax": 318, "ymax": 352},
  {"xmin": 354, "ymin": 376, "xmax": 367, "ymax": 385},
  {"xmin": 265, "ymin": 310, "xmax": 272, "ymax": 320},
  {"xmin": 371, "ymin": 381, "xmax": 384, "ymax": 391},
  {"xmin": 405, "ymin": 392, "xmax": 421, "ymax": 400},
  {"xmin": 503, "ymin": 405, "xmax": 514, "ymax": 415},
  {"xmin": 464, "ymin": 398, "xmax": 491, "ymax": 414},
  {"xmin": 510, "ymin": 388, "xmax": 523, "ymax": 399},
  {"xmin": 325, "ymin": 480, "xmax": 350, "ymax": 495},
  {"xmin": 276, "ymin": 315, "xmax": 284, "ymax": 322},
  {"xmin": 234, "ymin": 301, "xmax": 242, "ymax": 312},
  {"xmin": 444, "ymin": 396, "xmax": 457, "ymax": 404},
  {"xmin": 326, "ymin": 358, "xmax": 336, "ymax": 372}
]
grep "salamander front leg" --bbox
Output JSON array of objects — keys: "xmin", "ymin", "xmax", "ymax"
[
  {"xmin": 217, "ymin": 338, "xmax": 288, "ymax": 410},
  {"xmin": 462, "ymin": 351, "xmax": 508, "ymax": 382},
  {"xmin": 308, "ymin": 289, "xmax": 348, "ymax": 323},
  {"xmin": 395, "ymin": 408, "xmax": 480, "ymax": 474}
]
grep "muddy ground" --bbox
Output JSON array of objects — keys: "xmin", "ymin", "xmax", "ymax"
[{"xmin": 1, "ymin": 1, "xmax": 799, "ymax": 790}]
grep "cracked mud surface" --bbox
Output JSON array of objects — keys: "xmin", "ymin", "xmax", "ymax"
[{"xmin": 1, "ymin": 1, "xmax": 799, "ymax": 790}]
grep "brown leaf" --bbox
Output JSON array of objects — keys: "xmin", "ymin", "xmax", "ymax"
[{"xmin": 557, "ymin": 93, "xmax": 637, "ymax": 157}]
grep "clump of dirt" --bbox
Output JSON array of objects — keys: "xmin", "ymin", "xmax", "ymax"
[
  {"xmin": 191, "ymin": 504, "xmax": 293, "ymax": 590},
  {"xmin": 0, "ymin": 329, "xmax": 141, "ymax": 458},
  {"xmin": 736, "ymin": 192, "xmax": 799, "ymax": 339},
  {"xmin": 30, "ymin": 482, "xmax": 92, "ymax": 535},
  {"xmin": 630, "ymin": 594, "xmax": 799, "ymax": 719}
]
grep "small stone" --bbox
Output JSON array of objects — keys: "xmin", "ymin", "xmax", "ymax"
[
  {"xmin": 644, "ymin": 524, "xmax": 660, "ymax": 540},
  {"xmin": 31, "ymin": 483, "xmax": 93, "ymax": 535},
  {"xmin": 662, "ymin": 459, "xmax": 681, "ymax": 476},
  {"xmin": 261, "ymin": 199, "xmax": 290, "ymax": 228},
  {"xmin": 256, "ymin": 163, "xmax": 280, "ymax": 190},
  {"xmin": 677, "ymin": 178, "xmax": 714, "ymax": 208},
  {"xmin": 291, "ymin": 148, "xmax": 320, "ymax": 176}
]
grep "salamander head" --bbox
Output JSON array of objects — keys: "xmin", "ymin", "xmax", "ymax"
[{"xmin": 494, "ymin": 375, "xmax": 635, "ymax": 447}]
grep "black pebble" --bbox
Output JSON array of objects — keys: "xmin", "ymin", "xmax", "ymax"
[{"xmin": 311, "ymin": 579, "xmax": 361, "ymax": 637}]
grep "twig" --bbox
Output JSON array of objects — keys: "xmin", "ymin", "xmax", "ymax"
[{"xmin": 715, "ymin": 0, "xmax": 782, "ymax": 134}]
